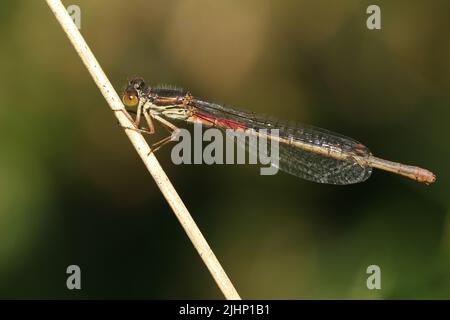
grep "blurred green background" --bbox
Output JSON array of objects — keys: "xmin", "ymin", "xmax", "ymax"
[{"xmin": 0, "ymin": 0, "xmax": 449, "ymax": 299}]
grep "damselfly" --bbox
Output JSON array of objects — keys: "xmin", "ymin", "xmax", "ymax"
[{"xmin": 120, "ymin": 77, "xmax": 436, "ymax": 185}]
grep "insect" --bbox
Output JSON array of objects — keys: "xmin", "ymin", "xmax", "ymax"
[{"xmin": 119, "ymin": 77, "xmax": 436, "ymax": 185}]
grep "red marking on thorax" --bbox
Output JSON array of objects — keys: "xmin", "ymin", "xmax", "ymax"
[{"xmin": 190, "ymin": 113, "xmax": 246, "ymax": 130}]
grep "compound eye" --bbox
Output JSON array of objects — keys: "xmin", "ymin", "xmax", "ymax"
[{"xmin": 122, "ymin": 86, "xmax": 139, "ymax": 107}]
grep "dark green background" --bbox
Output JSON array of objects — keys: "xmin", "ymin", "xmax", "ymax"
[{"xmin": 0, "ymin": 0, "xmax": 448, "ymax": 299}]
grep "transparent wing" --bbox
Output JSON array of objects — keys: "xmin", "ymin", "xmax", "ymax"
[
  {"xmin": 230, "ymin": 128, "xmax": 372, "ymax": 185},
  {"xmin": 275, "ymin": 138, "xmax": 372, "ymax": 184},
  {"xmin": 192, "ymin": 99, "xmax": 373, "ymax": 184}
]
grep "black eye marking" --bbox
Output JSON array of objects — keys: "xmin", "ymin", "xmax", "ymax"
[{"xmin": 130, "ymin": 78, "xmax": 146, "ymax": 91}]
